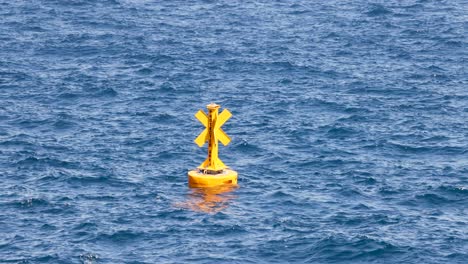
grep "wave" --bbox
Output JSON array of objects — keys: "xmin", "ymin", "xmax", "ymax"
[
  {"xmin": 15, "ymin": 156, "xmax": 80, "ymax": 169},
  {"xmin": 310, "ymin": 235, "xmax": 409, "ymax": 263},
  {"xmin": 365, "ymin": 4, "xmax": 393, "ymax": 17}
]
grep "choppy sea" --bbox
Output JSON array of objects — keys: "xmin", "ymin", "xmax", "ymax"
[{"xmin": 0, "ymin": 0, "xmax": 467, "ymax": 263}]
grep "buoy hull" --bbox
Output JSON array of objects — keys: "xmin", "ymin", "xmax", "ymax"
[{"xmin": 188, "ymin": 169, "xmax": 238, "ymax": 188}]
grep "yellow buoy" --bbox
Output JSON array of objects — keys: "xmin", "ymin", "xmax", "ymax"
[{"xmin": 188, "ymin": 103, "xmax": 238, "ymax": 188}]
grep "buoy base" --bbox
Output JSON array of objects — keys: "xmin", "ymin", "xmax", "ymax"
[{"xmin": 188, "ymin": 169, "xmax": 238, "ymax": 188}]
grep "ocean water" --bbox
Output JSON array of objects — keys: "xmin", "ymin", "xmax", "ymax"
[{"xmin": 0, "ymin": 0, "xmax": 467, "ymax": 263}]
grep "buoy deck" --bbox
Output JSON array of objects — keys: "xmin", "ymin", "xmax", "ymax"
[{"xmin": 188, "ymin": 169, "xmax": 238, "ymax": 188}]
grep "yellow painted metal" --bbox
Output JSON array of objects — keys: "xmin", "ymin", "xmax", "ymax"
[
  {"xmin": 215, "ymin": 109, "xmax": 231, "ymax": 146},
  {"xmin": 195, "ymin": 103, "xmax": 231, "ymax": 172},
  {"xmin": 189, "ymin": 103, "xmax": 238, "ymax": 188},
  {"xmin": 194, "ymin": 110, "xmax": 208, "ymax": 147},
  {"xmin": 188, "ymin": 169, "xmax": 238, "ymax": 188}
]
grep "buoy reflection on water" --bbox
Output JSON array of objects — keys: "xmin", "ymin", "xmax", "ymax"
[{"xmin": 180, "ymin": 185, "xmax": 238, "ymax": 213}]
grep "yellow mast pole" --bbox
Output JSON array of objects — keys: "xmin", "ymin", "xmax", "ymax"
[
  {"xmin": 199, "ymin": 103, "xmax": 227, "ymax": 172},
  {"xmin": 206, "ymin": 103, "xmax": 220, "ymax": 171}
]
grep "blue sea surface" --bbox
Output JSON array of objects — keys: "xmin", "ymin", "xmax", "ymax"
[{"xmin": 0, "ymin": 0, "xmax": 467, "ymax": 263}]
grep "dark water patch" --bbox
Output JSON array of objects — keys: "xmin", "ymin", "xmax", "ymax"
[
  {"xmin": 16, "ymin": 119, "xmax": 49, "ymax": 129},
  {"xmin": 365, "ymin": 4, "xmax": 393, "ymax": 17},
  {"xmin": 372, "ymin": 213, "xmax": 401, "ymax": 225},
  {"xmin": 233, "ymin": 140, "xmax": 263, "ymax": 154},
  {"xmin": 265, "ymin": 190, "xmax": 296, "ymax": 200},
  {"xmin": 96, "ymin": 230, "xmax": 144, "ymax": 243},
  {"xmin": 378, "ymin": 186, "xmax": 401, "ymax": 196},
  {"xmin": 41, "ymin": 203, "xmax": 76, "ymax": 215},
  {"xmin": 27, "ymin": 254, "xmax": 62, "ymax": 263},
  {"xmin": 0, "ymin": 71, "xmax": 34, "ymax": 84},
  {"xmin": 149, "ymin": 113, "xmax": 176, "ymax": 124},
  {"xmin": 401, "ymin": 3, "xmax": 424, "ymax": 10},
  {"xmin": 0, "ymin": 139, "xmax": 36, "ymax": 148},
  {"xmin": 154, "ymin": 149, "xmax": 176, "ymax": 161},
  {"xmin": 330, "ymin": 212, "xmax": 365, "ymax": 226},
  {"xmin": 440, "ymin": 40, "xmax": 464, "ymax": 48},
  {"xmin": 278, "ymin": 78, "xmax": 292, "ymax": 84},
  {"xmin": 352, "ymin": 203, "xmax": 371, "ymax": 210},
  {"xmin": 287, "ymin": 8, "xmax": 311, "ymax": 16},
  {"xmin": 77, "ymin": 194, "xmax": 120, "ymax": 202},
  {"xmin": 93, "ymin": 87, "xmax": 118, "ymax": 98},
  {"xmin": 131, "ymin": 111, "xmax": 151, "ymax": 117},
  {"xmin": 312, "ymin": 235, "xmax": 407, "ymax": 263},
  {"xmin": 414, "ymin": 193, "xmax": 451, "ymax": 205},
  {"xmin": 159, "ymin": 81, "xmax": 175, "ymax": 92},
  {"xmin": 122, "ymin": 136, "xmax": 161, "ymax": 147},
  {"xmin": 137, "ymin": 80, "xmax": 155, "ymax": 88},
  {"xmin": 343, "ymin": 106, "xmax": 371, "ymax": 115},
  {"xmin": 58, "ymin": 92, "xmax": 81, "ymax": 100},
  {"xmin": 40, "ymin": 223, "xmax": 57, "ymax": 231},
  {"xmin": 36, "ymin": 175, "xmax": 60, "ymax": 185},
  {"xmin": 387, "ymin": 142, "xmax": 466, "ymax": 155},
  {"xmin": 15, "ymin": 156, "xmax": 80, "ymax": 169},
  {"xmin": 325, "ymin": 126, "xmax": 358, "ymax": 139},
  {"xmin": 13, "ymin": 197, "xmax": 50, "ymax": 208},
  {"xmin": 206, "ymin": 223, "xmax": 248, "ymax": 236},
  {"xmin": 136, "ymin": 67, "xmax": 153, "ymax": 75},
  {"xmin": 435, "ymin": 185, "xmax": 468, "ymax": 202},
  {"xmin": 305, "ymin": 97, "xmax": 347, "ymax": 112},
  {"xmin": 445, "ymin": 252, "xmax": 468, "ymax": 262},
  {"xmin": 338, "ymin": 187, "xmax": 366, "ymax": 198},
  {"xmin": 353, "ymin": 175, "xmax": 377, "ymax": 185},
  {"xmin": 72, "ymin": 222, "xmax": 99, "ymax": 242},
  {"xmin": 437, "ymin": 185, "xmax": 468, "ymax": 195},
  {"xmin": 66, "ymin": 175, "xmax": 115, "ymax": 186},
  {"xmin": 420, "ymin": 135, "xmax": 451, "ymax": 142},
  {"xmin": 53, "ymin": 119, "xmax": 76, "ymax": 130}
]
